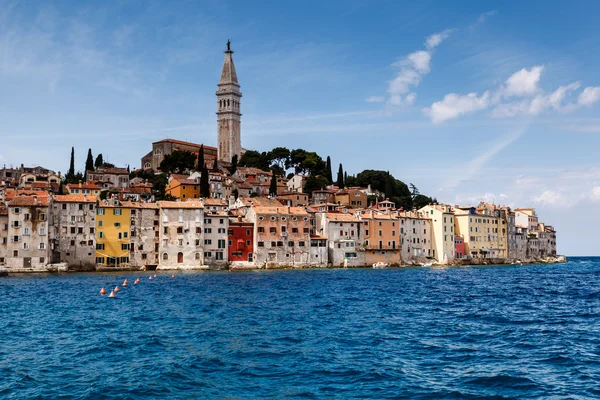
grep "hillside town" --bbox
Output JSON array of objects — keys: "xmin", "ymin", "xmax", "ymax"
[{"xmin": 0, "ymin": 42, "xmax": 560, "ymax": 272}]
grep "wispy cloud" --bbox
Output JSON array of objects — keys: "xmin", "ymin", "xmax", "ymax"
[
  {"xmin": 366, "ymin": 29, "xmax": 453, "ymax": 109},
  {"xmin": 469, "ymin": 10, "xmax": 497, "ymax": 30},
  {"xmin": 423, "ymin": 65, "xmax": 600, "ymax": 123}
]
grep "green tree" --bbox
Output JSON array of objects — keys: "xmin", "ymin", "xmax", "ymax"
[
  {"xmin": 413, "ymin": 194, "xmax": 433, "ymax": 210},
  {"xmin": 409, "ymin": 183, "xmax": 420, "ymax": 199},
  {"xmin": 385, "ymin": 171, "xmax": 394, "ymax": 199},
  {"xmin": 232, "ymin": 188, "xmax": 239, "ymax": 200},
  {"xmin": 239, "ymin": 150, "xmax": 270, "ymax": 171},
  {"xmin": 325, "ymin": 156, "xmax": 332, "ymax": 183},
  {"xmin": 57, "ymin": 182, "xmax": 64, "ymax": 195},
  {"xmin": 85, "ymin": 149, "xmax": 94, "ymax": 172},
  {"xmin": 229, "ymin": 154, "xmax": 238, "ymax": 175},
  {"xmin": 94, "ymin": 153, "xmax": 103, "ymax": 169},
  {"xmin": 267, "ymin": 147, "xmax": 290, "ymax": 174},
  {"xmin": 200, "ymin": 165, "xmax": 210, "ymax": 198},
  {"xmin": 213, "ymin": 157, "xmax": 219, "ymax": 172},
  {"xmin": 304, "ymin": 175, "xmax": 329, "ymax": 195},
  {"xmin": 337, "ymin": 164, "xmax": 344, "ymax": 188},
  {"xmin": 159, "ymin": 150, "xmax": 196, "ymax": 174},
  {"xmin": 269, "ymin": 172, "xmax": 277, "ymax": 196},
  {"xmin": 66, "ymin": 147, "xmax": 75, "ymax": 183},
  {"xmin": 197, "ymin": 145, "xmax": 205, "ymax": 171}
]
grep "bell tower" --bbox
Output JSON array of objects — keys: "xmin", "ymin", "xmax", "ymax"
[{"xmin": 217, "ymin": 40, "xmax": 242, "ymax": 163}]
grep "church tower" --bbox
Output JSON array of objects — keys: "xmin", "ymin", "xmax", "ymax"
[{"xmin": 217, "ymin": 40, "xmax": 242, "ymax": 164}]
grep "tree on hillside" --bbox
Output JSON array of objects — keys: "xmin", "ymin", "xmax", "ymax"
[
  {"xmin": 94, "ymin": 153, "xmax": 104, "ymax": 169},
  {"xmin": 85, "ymin": 149, "xmax": 94, "ymax": 172},
  {"xmin": 239, "ymin": 150, "xmax": 270, "ymax": 171},
  {"xmin": 385, "ymin": 171, "xmax": 394, "ymax": 199},
  {"xmin": 200, "ymin": 165, "xmax": 210, "ymax": 198},
  {"xmin": 289, "ymin": 149, "xmax": 326, "ymax": 176},
  {"xmin": 229, "ymin": 154, "xmax": 238, "ymax": 175},
  {"xmin": 304, "ymin": 175, "xmax": 329, "ymax": 195},
  {"xmin": 269, "ymin": 173, "xmax": 277, "ymax": 196},
  {"xmin": 409, "ymin": 183, "xmax": 420, "ymax": 200},
  {"xmin": 159, "ymin": 150, "xmax": 196, "ymax": 174},
  {"xmin": 66, "ymin": 147, "xmax": 76, "ymax": 184},
  {"xmin": 212, "ymin": 157, "xmax": 219, "ymax": 172},
  {"xmin": 326, "ymin": 156, "xmax": 333, "ymax": 183},
  {"xmin": 413, "ymin": 194, "xmax": 433, "ymax": 210},
  {"xmin": 197, "ymin": 145, "xmax": 205, "ymax": 171},
  {"xmin": 232, "ymin": 188, "xmax": 239, "ymax": 200},
  {"xmin": 267, "ymin": 147, "xmax": 290, "ymax": 175},
  {"xmin": 337, "ymin": 164, "xmax": 344, "ymax": 188}
]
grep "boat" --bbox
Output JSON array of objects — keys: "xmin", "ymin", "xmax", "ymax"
[
  {"xmin": 420, "ymin": 262, "xmax": 433, "ymax": 267},
  {"xmin": 372, "ymin": 262, "xmax": 388, "ymax": 269}
]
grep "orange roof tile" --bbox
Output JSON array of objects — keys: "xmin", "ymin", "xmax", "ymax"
[
  {"xmin": 158, "ymin": 200, "xmax": 204, "ymax": 209},
  {"xmin": 8, "ymin": 196, "xmax": 50, "ymax": 207},
  {"xmin": 53, "ymin": 195, "xmax": 97, "ymax": 203}
]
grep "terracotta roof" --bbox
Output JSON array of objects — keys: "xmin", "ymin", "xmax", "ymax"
[
  {"xmin": 66, "ymin": 183, "xmax": 102, "ymax": 190},
  {"xmin": 310, "ymin": 235, "xmax": 327, "ymax": 240},
  {"xmin": 326, "ymin": 213, "xmax": 360, "ymax": 222},
  {"xmin": 203, "ymin": 198, "xmax": 228, "ymax": 206},
  {"xmin": 239, "ymin": 197, "xmax": 282, "ymax": 207},
  {"xmin": 29, "ymin": 182, "xmax": 51, "ymax": 188},
  {"xmin": 5, "ymin": 189, "xmax": 50, "ymax": 201},
  {"xmin": 153, "ymin": 138, "xmax": 217, "ymax": 151},
  {"xmin": 237, "ymin": 167, "xmax": 272, "ymax": 176},
  {"xmin": 53, "ymin": 195, "xmax": 97, "ymax": 203},
  {"xmin": 253, "ymin": 206, "xmax": 308, "ymax": 216},
  {"xmin": 91, "ymin": 167, "xmax": 129, "ymax": 175},
  {"xmin": 158, "ymin": 200, "xmax": 204, "ymax": 209},
  {"xmin": 8, "ymin": 196, "xmax": 50, "ymax": 207}
]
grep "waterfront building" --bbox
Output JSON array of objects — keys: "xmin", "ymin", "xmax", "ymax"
[
  {"xmin": 309, "ymin": 235, "xmax": 329, "ymax": 266},
  {"xmin": 315, "ymin": 212, "xmax": 364, "ymax": 267},
  {"xmin": 6, "ymin": 195, "xmax": 50, "ymax": 269},
  {"xmin": 398, "ymin": 211, "xmax": 433, "ymax": 262},
  {"xmin": 228, "ymin": 218, "xmax": 254, "ymax": 264},
  {"xmin": 311, "ymin": 189, "xmax": 336, "ymax": 205},
  {"xmin": 217, "ymin": 41, "xmax": 242, "ymax": 163},
  {"xmin": 360, "ymin": 209, "xmax": 401, "ymax": 266},
  {"xmin": 247, "ymin": 206, "xmax": 312, "ymax": 267},
  {"xmin": 454, "ymin": 207, "xmax": 505, "ymax": 259},
  {"xmin": 515, "ymin": 208, "xmax": 539, "ymax": 232},
  {"xmin": 157, "ymin": 201, "xmax": 204, "ymax": 267},
  {"xmin": 87, "ymin": 167, "xmax": 130, "ymax": 189},
  {"xmin": 420, "ymin": 204, "xmax": 456, "ymax": 264},
  {"xmin": 203, "ymin": 209, "xmax": 229, "ymax": 267},
  {"xmin": 95, "ymin": 198, "xmax": 131, "ymax": 267},
  {"xmin": 127, "ymin": 202, "xmax": 160, "ymax": 267},
  {"xmin": 454, "ymin": 235, "xmax": 465, "ymax": 259},
  {"xmin": 50, "ymin": 195, "xmax": 97, "ymax": 268},
  {"xmin": 0, "ymin": 205, "xmax": 8, "ymax": 266}
]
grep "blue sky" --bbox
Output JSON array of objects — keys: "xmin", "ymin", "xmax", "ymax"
[{"xmin": 1, "ymin": 0, "xmax": 600, "ymax": 255}]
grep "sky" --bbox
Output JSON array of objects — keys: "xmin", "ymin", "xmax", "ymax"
[{"xmin": 1, "ymin": 0, "xmax": 600, "ymax": 255}]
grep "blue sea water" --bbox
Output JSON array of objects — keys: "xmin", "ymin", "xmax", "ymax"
[{"xmin": 1, "ymin": 258, "xmax": 600, "ymax": 399}]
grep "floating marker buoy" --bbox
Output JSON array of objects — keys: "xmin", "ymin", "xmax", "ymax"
[
  {"xmin": 109, "ymin": 290, "xmax": 115, "ymax": 298},
  {"xmin": 114, "ymin": 286, "xmax": 120, "ymax": 293},
  {"xmin": 134, "ymin": 278, "xmax": 140, "ymax": 285},
  {"xmin": 149, "ymin": 276, "xmax": 152, "ymax": 280},
  {"xmin": 100, "ymin": 287, "xmax": 106, "ymax": 295},
  {"xmin": 122, "ymin": 279, "xmax": 128, "ymax": 287},
  {"xmin": 171, "ymin": 275, "xmax": 175, "ymax": 278},
  {"xmin": 153, "ymin": 274, "xmax": 157, "ymax": 278}
]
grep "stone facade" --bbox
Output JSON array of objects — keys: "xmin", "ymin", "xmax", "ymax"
[
  {"xmin": 316, "ymin": 212, "xmax": 364, "ymax": 267},
  {"xmin": 217, "ymin": 44, "xmax": 242, "ymax": 163},
  {"xmin": 203, "ymin": 210, "xmax": 228, "ymax": 267},
  {"xmin": 87, "ymin": 167, "xmax": 130, "ymax": 189},
  {"xmin": 50, "ymin": 195, "xmax": 97, "ymax": 268},
  {"xmin": 6, "ymin": 196, "xmax": 50, "ymax": 269},
  {"xmin": 158, "ymin": 201, "xmax": 204, "ymax": 268},
  {"xmin": 141, "ymin": 139, "xmax": 218, "ymax": 171},
  {"xmin": 128, "ymin": 203, "xmax": 160, "ymax": 267},
  {"xmin": 0, "ymin": 206, "xmax": 7, "ymax": 266}
]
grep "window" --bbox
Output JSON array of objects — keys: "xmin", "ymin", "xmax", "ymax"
[
  {"xmin": 121, "ymin": 244, "xmax": 130, "ymax": 250},
  {"xmin": 270, "ymin": 227, "xmax": 276, "ymax": 234},
  {"xmin": 114, "ymin": 209, "xmax": 122, "ymax": 216},
  {"xmin": 204, "ymin": 239, "xmax": 212, "ymax": 245},
  {"xmin": 163, "ymin": 253, "xmax": 168, "ymax": 260},
  {"xmin": 258, "ymin": 227, "xmax": 264, "ymax": 233},
  {"xmin": 299, "ymin": 241, "xmax": 305, "ymax": 247},
  {"xmin": 177, "ymin": 227, "xmax": 183, "ymax": 234},
  {"xmin": 96, "ymin": 244, "xmax": 105, "ymax": 250},
  {"xmin": 218, "ymin": 228, "xmax": 226, "ymax": 234},
  {"xmin": 215, "ymin": 252, "xmax": 224, "ymax": 260},
  {"xmin": 114, "ymin": 222, "xmax": 121, "ymax": 227},
  {"xmin": 96, "ymin": 257, "xmax": 105, "ymax": 264},
  {"xmin": 271, "ymin": 241, "xmax": 276, "ymax": 247},
  {"xmin": 288, "ymin": 241, "xmax": 294, "ymax": 247},
  {"xmin": 218, "ymin": 239, "xmax": 226, "ymax": 249},
  {"xmin": 303, "ymin": 228, "xmax": 309, "ymax": 233},
  {"xmin": 205, "ymin": 218, "xmax": 212, "ymax": 224},
  {"xmin": 39, "ymin": 243, "xmax": 45, "ymax": 250},
  {"xmin": 98, "ymin": 220, "xmax": 103, "ymax": 227},
  {"xmin": 204, "ymin": 252, "xmax": 212, "ymax": 258},
  {"xmin": 258, "ymin": 241, "xmax": 264, "ymax": 247},
  {"xmin": 205, "ymin": 228, "xmax": 212, "ymax": 234},
  {"xmin": 220, "ymin": 219, "xmax": 224, "ymax": 224},
  {"xmin": 99, "ymin": 232, "xmax": 104, "ymax": 239},
  {"xmin": 13, "ymin": 250, "xmax": 18, "ymax": 257},
  {"xmin": 246, "ymin": 229, "xmax": 251, "ymax": 236},
  {"xmin": 276, "ymin": 241, "xmax": 283, "ymax": 247},
  {"xmin": 118, "ymin": 233, "xmax": 122, "ymax": 239},
  {"xmin": 78, "ymin": 227, "xmax": 83, "ymax": 234},
  {"xmin": 13, "ymin": 208, "xmax": 20, "ymax": 214}
]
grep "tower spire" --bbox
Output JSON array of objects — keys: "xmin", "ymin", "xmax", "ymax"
[{"xmin": 216, "ymin": 40, "xmax": 242, "ymax": 164}]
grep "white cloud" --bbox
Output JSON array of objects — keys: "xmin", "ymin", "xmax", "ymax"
[
  {"xmin": 503, "ymin": 66, "xmax": 544, "ymax": 97},
  {"xmin": 366, "ymin": 96, "xmax": 385, "ymax": 103},
  {"xmin": 380, "ymin": 30, "xmax": 452, "ymax": 109},
  {"xmin": 423, "ymin": 91, "xmax": 490, "ymax": 123},
  {"xmin": 470, "ymin": 10, "xmax": 497, "ymax": 29},
  {"xmin": 491, "ymin": 81, "xmax": 580, "ymax": 117},
  {"xmin": 578, "ymin": 87, "xmax": 600, "ymax": 106},
  {"xmin": 591, "ymin": 187, "xmax": 600, "ymax": 202},
  {"xmin": 532, "ymin": 190, "xmax": 567, "ymax": 206},
  {"xmin": 425, "ymin": 29, "xmax": 453, "ymax": 49}
]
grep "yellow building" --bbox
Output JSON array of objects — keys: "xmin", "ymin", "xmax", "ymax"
[
  {"xmin": 95, "ymin": 199, "xmax": 131, "ymax": 266},
  {"xmin": 454, "ymin": 206, "xmax": 507, "ymax": 259},
  {"xmin": 165, "ymin": 176, "xmax": 201, "ymax": 200},
  {"xmin": 360, "ymin": 210, "xmax": 401, "ymax": 265}
]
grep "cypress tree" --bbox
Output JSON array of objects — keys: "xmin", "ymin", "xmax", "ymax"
[
  {"xmin": 200, "ymin": 164, "xmax": 210, "ymax": 198},
  {"xmin": 269, "ymin": 172, "xmax": 277, "ymax": 197},
  {"xmin": 212, "ymin": 157, "xmax": 219, "ymax": 172},
  {"xmin": 326, "ymin": 156, "xmax": 333, "ymax": 183},
  {"xmin": 85, "ymin": 149, "xmax": 94, "ymax": 172},
  {"xmin": 94, "ymin": 153, "xmax": 103, "ymax": 169},
  {"xmin": 67, "ymin": 147, "xmax": 75, "ymax": 183},
  {"xmin": 229, "ymin": 154, "xmax": 238, "ymax": 175},
  {"xmin": 197, "ymin": 145, "xmax": 205, "ymax": 171},
  {"xmin": 57, "ymin": 182, "xmax": 64, "ymax": 195},
  {"xmin": 336, "ymin": 163, "xmax": 344, "ymax": 188},
  {"xmin": 385, "ymin": 171, "xmax": 394, "ymax": 199}
]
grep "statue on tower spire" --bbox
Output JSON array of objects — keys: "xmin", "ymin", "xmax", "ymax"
[{"xmin": 227, "ymin": 39, "xmax": 231, "ymax": 51}]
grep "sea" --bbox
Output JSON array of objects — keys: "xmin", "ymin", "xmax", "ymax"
[{"xmin": 1, "ymin": 257, "xmax": 599, "ymax": 399}]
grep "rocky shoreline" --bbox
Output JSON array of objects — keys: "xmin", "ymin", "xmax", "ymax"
[{"xmin": 0, "ymin": 256, "xmax": 568, "ymax": 275}]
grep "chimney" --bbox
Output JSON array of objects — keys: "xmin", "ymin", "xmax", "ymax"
[
  {"xmin": 79, "ymin": 180, "xmax": 82, "ymax": 188},
  {"xmin": 33, "ymin": 196, "xmax": 38, "ymax": 205}
]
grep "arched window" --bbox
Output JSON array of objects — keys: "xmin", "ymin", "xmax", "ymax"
[
  {"xmin": 162, "ymin": 253, "xmax": 168, "ymax": 260},
  {"xmin": 177, "ymin": 252, "xmax": 184, "ymax": 264},
  {"xmin": 227, "ymin": 99, "xmax": 230, "ymax": 106},
  {"xmin": 144, "ymin": 162, "xmax": 151, "ymax": 169},
  {"xmin": 195, "ymin": 253, "xmax": 200, "ymax": 260},
  {"xmin": 155, "ymin": 149, "xmax": 162, "ymax": 156}
]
